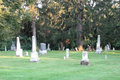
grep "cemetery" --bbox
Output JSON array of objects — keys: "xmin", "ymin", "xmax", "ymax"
[
  {"xmin": 0, "ymin": 0, "xmax": 120, "ymax": 80},
  {"xmin": 0, "ymin": 50, "xmax": 120, "ymax": 80}
]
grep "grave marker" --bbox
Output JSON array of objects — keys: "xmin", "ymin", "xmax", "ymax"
[
  {"xmin": 66, "ymin": 48, "xmax": 69, "ymax": 59},
  {"xmin": 80, "ymin": 51, "xmax": 90, "ymax": 66},
  {"xmin": 39, "ymin": 43, "xmax": 47, "ymax": 55},
  {"xmin": 30, "ymin": 36, "xmax": 40, "ymax": 62},
  {"xmin": 16, "ymin": 37, "xmax": 23, "ymax": 57},
  {"xmin": 96, "ymin": 35, "xmax": 102, "ymax": 54}
]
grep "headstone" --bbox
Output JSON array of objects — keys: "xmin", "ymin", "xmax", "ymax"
[
  {"xmin": 75, "ymin": 47, "xmax": 78, "ymax": 51},
  {"xmin": 80, "ymin": 51, "xmax": 90, "ymax": 66},
  {"xmin": 96, "ymin": 35, "xmax": 102, "ymax": 54},
  {"xmin": 5, "ymin": 46, "xmax": 7, "ymax": 51},
  {"xmin": 113, "ymin": 47, "xmax": 115, "ymax": 51},
  {"xmin": 105, "ymin": 46, "xmax": 108, "ymax": 52},
  {"xmin": 24, "ymin": 51, "xmax": 29, "ymax": 56},
  {"xmin": 39, "ymin": 43, "xmax": 47, "ymax": 55},
  {"xmin": 59, "ymin": 47, "xmax": 61, "ymax": 51},
  {"xmin": 106, "ymin": 44, "xmax": 110, "ymax": 50},
  {"xmin": 66, "ymin": 48, "xmax": 69, "ymax": 59},
  {"xmin": 11, "ymin": 41, "xmax": 15, "ymax": 51},
  {"xmin": 63, "ymin": 46, "xmax": 65, "ymax": 51},
  {"xmin": 105, "ymin": 55, "xmax": 107, "ymax": 59},
  {"xmin": 30, "ymin": 36, "xmax": 40, "ymax": 62},
  {"xmin": 47, "ymin": 43, "xmax": 50, "ymax": 51},
  {"xmin": 16, "ymin": 37, "xmax": 23, "ymax": 57},
  {"xmin": 64, "ymin": 56, "xmax": 66, "ymax": 59}
]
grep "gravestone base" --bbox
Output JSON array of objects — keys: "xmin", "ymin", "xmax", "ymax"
[
  {"xmin": 80, "ymin": 60, "xmax": 90, "ymax": 66},
  {"xmin": 96, "ymin": 50, "xmax": 102, "ymax": 54},
  {"xmin": 30, "ymin": 51, "xmax": 40, "ymax": 62},
  {"xmin": 16, "ymin": 49, "xmax": 23, "ymax": 57},
  {"xmin": 39, "ymin": 50, "xmax": 47, "ymax": 55}
]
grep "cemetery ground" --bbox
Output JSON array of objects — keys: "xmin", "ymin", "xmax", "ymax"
[{"xmin": 0, "ymin": 50, "xmax": 120, "ymax": 80}]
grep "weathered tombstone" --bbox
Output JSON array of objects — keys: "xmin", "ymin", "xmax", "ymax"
[
  {"xmin": 47, "ymin": 43, "xmax": 50, "ymax": 51},
  {"xmin": 113, "ymin": 47, "xmax": 115, "ymax": 51},
  {"xmin": 80, "ymin": 51, "xmax": 90, "ymax": 66},
  {"xmin": 96, "ymin": 35, "xmax": 102, "ymax": 54},
  {"xmin": 16, "ymin": 37, "xmax": 23, "ymax": 57},
  {"xmin": 63, "ymin": 46, "xmax": 65, "ymax": 51},
  {"xmin": 30, "ymin": 36, "xmax": 40, "ymax": 62},
  {"xmin": 105, "ymin": 55, "xmax": 107, "ymax": 59},
  {"xmin": 66, "ymin": 48, "xmax": 69, "ymax": 59},
  {"xmin": 106, "ymin": 44, "xmax": 110, "ymax": 50},
  {"xmin": 5, "ymin": 46, "xmax": 7, "ymax": 51},
  {"xmin": 24, "ymin": 51, "xmax": 29, "ymax": 56},
  {"xmin": 59, "ymin": 47, "xmax": 61, "ymax": 51},
  {"xmin": 105, "ymin": 46, "xmax": 108, "ymax": 52},
  {"xmin": 11, "ymin": 41, "xmax": 15, "ymax": 51},
  {"xmin": 39, "ymin": 43, "xmax": 47, "ymax": 55}
]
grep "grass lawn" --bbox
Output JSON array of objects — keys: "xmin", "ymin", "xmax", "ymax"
[{"xmin": 0, "ymin": 50, "xmax": 120, "ymax": 80}]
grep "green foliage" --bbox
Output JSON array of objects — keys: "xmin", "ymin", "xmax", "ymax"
[{"xmin": 0, "ymin": 0, "xmax": 120, "ymax": 50}]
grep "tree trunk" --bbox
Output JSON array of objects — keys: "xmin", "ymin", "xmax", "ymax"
[
  {"xmin": 77, "ymin": 0, "xmax": 84, "ymax": 51},
  {"xmin": 60, "ymin": 42, "xmax": 64, "ymax": 50}
]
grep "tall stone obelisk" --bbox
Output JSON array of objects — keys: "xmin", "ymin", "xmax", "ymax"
[
  {"xmin": 16, "ymin": 37, "xmax": 23, "ymax": 57},
  {"xmin": 96, "ymin": 35, "xmax": 102, "ymax": 54},
  {"xmin": 30, "ymin": 36, "xmax": 40, "ymax": 62}
]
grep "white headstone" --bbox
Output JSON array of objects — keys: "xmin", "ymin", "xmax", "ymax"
[
  {"xmin": 5, "ymin": 46, "xmax": 7, "ymax": 51},
  {"xmin": 106, "ymin": 44, "xmax": 110, "ymax": 50},
  {"xmin": 66, "ymin": 48, "xmax": 69, "ymax": 59},
  {"xmin": 96, "ymin": 35, "xmax": 102, "ymax": 54},
  {"xmin": 105, "ymin": 55, "xmax": 107, "ymax": 59},
  {"xmin": 82, "ymin": 51, "xmax": 89, "ymax": 61},
  {"xmin": 11, "ymin": 41, "xmax": 15, "ymax": 51},
  {"xmin": 47, "ymin": 43, "xmax": 50, "ymax": 50},
  {"xmin": 64, "ymin": 56, "xmax": 66, "ymax": 59},
  {"xmin": 30, "ymin": 36, "xmax": 40, "ymax": 62},
  {"xmin": 75, "ymin": 47, "xmax": 78, "ymax": 51},
  {"xmin": 16, "ymin": 37, "xmax": 23, "ymax": 57},
  {"xmin": 105, "ymin": 46, "xmax": 108, "ymax": 52},
  {"xmin": 113, "ymin": 47, "xmax": 115, "ymax": 51},
  {"xmin": 39, "ymin": 43, "xmax": 47, "ymax": 55},
  {"xmin": 63, "ymin": 46, "xmax": 65, "ymax": 51},
  {"xmin": 81, "ymin": 51, "xmax": 90, "ymax": 66}
]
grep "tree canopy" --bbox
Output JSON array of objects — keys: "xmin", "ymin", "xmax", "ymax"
[{"xmin": 0, "ymin": 0, "xmax": 120, "ymax": 50}]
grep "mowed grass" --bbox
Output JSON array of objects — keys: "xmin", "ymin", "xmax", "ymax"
[{"xmin": 0, "ymin": 50, "xmax": 120, "ymax": 80}]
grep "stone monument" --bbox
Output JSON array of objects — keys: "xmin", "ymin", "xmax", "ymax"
[
  {"xmin": 16, "ymin": 37, "xmax": 23, "ymax": 57},
  {"xmin": 66, "ymin": 48, "xmax": 69, "ymax": 59},
  {"xmin": 105, "ymin": 55, "xmax": 107, "ymax": 59},
  {"xmin": 30, "ymin": 36, "xmax": 40, "ymax": 62},
  {"xmin": 96, "ymin": 35, "xmax": 102, "ymax": 54},
  {"xmin": 47, "ymin": 43, "xmax": 50, "ymax": 51},
  {"xmin": 80, "ymin": 51, "xmax": 90, "ymax": 66},
  {"xmin": 113, "ymin": 47, "xmax": 115, "ymax": 51},
  {"xmin": 5, "ymin": 46, "xmax": 7, "ymax": 51},
  {"xmin": 106, "ymin": 44, "xmax": 110, "ymax": 50},
  {"xmin": 39, "ymin": 43, "xmax": 47, "ymax": 55},
  {"xmin": 11, "ymin": 41, "xmax": 15, "ymax": 51}
]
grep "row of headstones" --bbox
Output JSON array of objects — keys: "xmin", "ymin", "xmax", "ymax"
[
  {"xmin": 10, "ymin": 36, "xmax": 51, "ymax": 62},
  {"xmin": 10, "ymin": 41, "xmax": 50, "ymax": 52}
]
